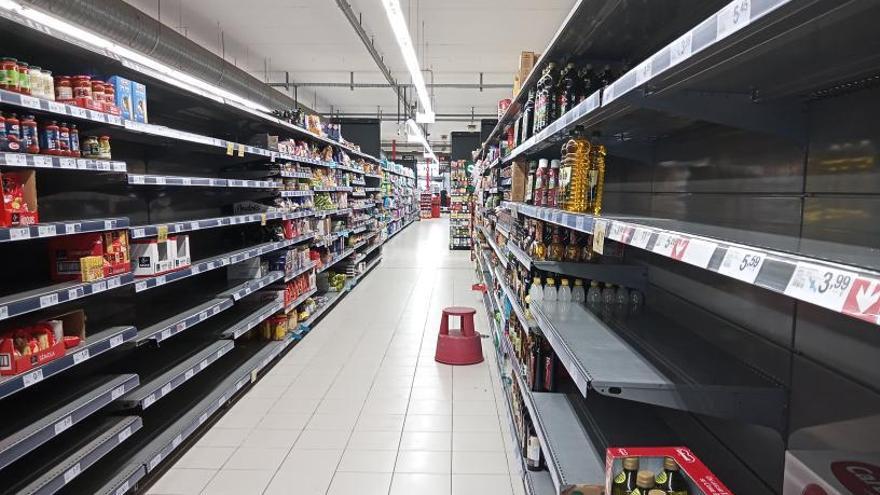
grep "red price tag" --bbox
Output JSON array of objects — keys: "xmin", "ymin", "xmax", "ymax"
[{"xmin": 842, "ymin": 277, "xmax": 880, "ymax": 324}]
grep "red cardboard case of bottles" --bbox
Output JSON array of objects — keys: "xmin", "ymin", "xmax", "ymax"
[{"xmin": 605, "ymin": 447, "xmax": 733, "ymax": 495}]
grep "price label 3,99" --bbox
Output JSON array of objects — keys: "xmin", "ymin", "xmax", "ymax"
[{"xmin": 785, "ymin": 262, "xmax": 856, "ymax": 312}]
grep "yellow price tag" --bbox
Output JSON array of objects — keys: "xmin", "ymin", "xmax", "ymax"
[
  {"xmin": 260, "ymin": 213, "xmax": 267, "ymax": 226},
  {"xmin": 225, "ymin": 142, "xmax": 234, "ymax": 156},
  {"xmin": 237, "ymin": 144, "xmax": 245, "ymax": 157},
  {"xmin": 157, "ymin": 225, "xmax": 169, "ymax": 243},
  {"xmin": 592, "ymin": 219, "xmax": 606, "ymax": 255}
]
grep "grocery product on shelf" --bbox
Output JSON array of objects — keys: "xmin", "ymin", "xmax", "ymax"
[
  {"xmin": 0, "ymin": 169, "xmax": 37, "ymax": 226},
  {"xmin": 49, "ymin": 230, "xmax": 131, "ymax": 281}
]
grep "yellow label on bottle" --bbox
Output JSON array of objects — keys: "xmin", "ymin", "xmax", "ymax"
[
  {"xmin": 655, "ymin": 471, "xmax": 668, "ymax": 484},
  {"xmin": 614, "ymin": 472, "xmax": 626, "ymax": 484}
]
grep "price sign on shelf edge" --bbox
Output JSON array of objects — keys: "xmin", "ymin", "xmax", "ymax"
[
  {"xmin": 592, "ymin": 220, "xmax": 607, "ymax": 255},
  {"xmin": 785, "ymin": 262, "xmax": 857, "ymax": 313},
  {"xmin": 717, "ymin": 0, "xmax": 752, "ymax": 40},
  {"xmin": 842, "ymin": 277, "xmax": 880, "ymax": 324},
  {"xmin": 718, "ymin": 247, "xmax": 766, "ymax": 284}
]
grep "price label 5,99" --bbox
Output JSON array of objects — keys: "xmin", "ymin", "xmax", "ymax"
[{"xmin": 785, "ymin": 262, "xmax": 856, "ymax": 312}]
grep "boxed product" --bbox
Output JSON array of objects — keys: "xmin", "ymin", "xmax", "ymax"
[
  {"xmin": 1, "ymin": 170, "xmax": 38, "ymax": 227},
  {"xmin": 249, "ymin": 133, "xmax": 279, "ymax": 151},
  {"xmin": 171, "ymin": 235, "xmax": 191, "ymax": 268},
  {"xmin": 228, "ymin": 258, "xmax": 265, "ymax": 281},
  {"xmin": 0, "ymin": 310, "xmax": 84, "ymax": 376},
  {"xmin": 131, "ymin": 237, "xmax": 174, "ymax": 277},
  {"xmin": 606, "ymin": 447, "xmax": 732, "ymax": 495},
  {"xmin": 108, "ymin": 75, "xmax": 133, "ymax": 120},
  {"xmin": 518, "ymin": 50, "xmax": 539, "ymax": 82},
  {"xmin": 132, "ymin": 80, "xmax": 148, "ymax": 123},
  {"xmin": 783, "ymin": 450, "xmax": 880, "ymax": 495},
  {"xmin": 49, "ymin": 230, "xmax": 131, "ymax": 281}
]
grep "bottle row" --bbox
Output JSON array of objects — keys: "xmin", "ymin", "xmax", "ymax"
[{"xmin": 1, "ymin": 112, "xmax": 110, "ymax": 158}]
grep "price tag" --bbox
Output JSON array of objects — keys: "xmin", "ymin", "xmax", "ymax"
[
  {"xmin": 718, "ymin": 247, "xmax": 766, "ymax": 284},
  {"xmin": 200, "ymin": 359, "xmax": 208, "ymax": 370},
  {"xmin": 130, "ymin": 175, "xmax": 145, "ymax": 184},
  {"xmin": 160, "ymin": 328, "xmax": 172, "ymax": 340},
  {"xmin": 72, "ymin": 348, "xmax": 90, "ymax": 364},
  {"xmin": 110, "ymin": 334, "xmax": 124, "ymax": 347},
  {"xmin": 47, "ymin": 101, "xmax": 65, "ymax": 113},
  {"xmin": 198, "ymin": 412, "xmax": 208, "ymax": 425},
  {"xmin": 172, "ymin": 434, "xmax": 182, "ymax": 449},
  {"xmin": 20, "ymin": 95, "xmax": 40, "ymax": 109},
  {"xmin": 113, "ymin": 161, "xmax": 126, "ymax": 172},
  {"xmin": 40, "ymin": 293, "xmax": 59, "ymax": 308},
  {"xmin": 237, "ymin": 144, "xmax": 245, "ymax": 157},
  {"xmin": 64, "ymin": 463, "xmax": 82, "ymax": 483},
  {"xmin": 37, "ymin": 224, "xmax": 57, "ymax": 237},
  {"xmin": 175, "ymin": 223, "xmax": 186, "ymax": 231},
  {"xmin": 88, "ymin": 110, "xmax": 103, "ymax": 121},
  {"xmin": 717, "ymin": 0, "xmax": 751, "ymax": 40},
  {"xmin": 219, "ymin": 395, "xmax": 227, "ymax": 406},
  {"xmin": 635, "ymin": 60, "xmax": 653, "ymax": 86},
  {"xmin": 261, "ymin": 213, "xmax": 267, "ymax": 226},
  {"xmin": 132, "ymin": 228, "xmax": 145, "ymax": 238},
  {"xmin": 226, "ymin": 142, "xmax": 234, "ymax": 156},
  {"xmin": 592, "ymin": 220, "xmax": 607, "ymax": 255},
  {"xmin": 30, "ymin": 155, "xmax": 50, "ymax": 168},
  {"xmin": 161, "ymin": 383, "xmax": 172, "ymax": 396},
  {"xmin": 574, "ymin": 215, "xmax": 586, "ymax": 232},
  {"xmin": 652, "ymin": 233, "xmax": 677, "ymax": 257},
  {"xmin": 675, "ymin": 238, "xmax": 717, "ymax": 269},
  {"xmin": 70, "ymin": 106, "xmax": 87, "ymax": 118},
  {"xmin": 181, "ymin": 177, "xmax": 192, "ymax": 185},
  {"xmin": 92, "ymin": 280, "xmax": 107, "ymax": 292},
  {"xmin": 185, "ymin": 368, "xmax": 195, "ymax": 380},
  {"xmin": 157, "ymin": 225, "xmax": 169, "ymax": 243},
  {"xmin": 63, "ymin": 223, "xmax": 76, "ymax": 234},
  {"xmin": 5, "ymin": 153, "xmax": 26, "ymax": 166},
  {"xmin": 59, "ymin": 157, "xmax": 76, "ymax": 169},
  {"xmin": 23, "ymin": 369, "xmax": 44, "ymax": 387},
  {"xmin": 155, "ymin": 176, "xmax": 166, "ymax": 185},
  {"xmin": 117, "ymin": 426, "xmax": 132, "ymax": 444},
  {"xmin": 0, "ymin": 306, "xmax": 7, "ymax": 320},
  {"xmin": 607, "ymin": 222, "xmax": 627, "ymax": 242},
  {"xmin": 111, "ymin": 385, "xmax": 126, "ymax": 400},
  {"xmin": 135, "ymin": 281, "xmax": 147, "ymax": 292},
  {"xmin": 785, "ymin": 262, "xmax": 857, "ymax": 312},
  {"xmin": 9, "ymin": 227, "xmax": 29, "ymax": 240},
  {"xmin": 55, "ymin": 416, "xmax": 73, "ymax": 435},
  {"xmin": 148, "ymin": 455, "xmax": 161, "ymax": 471},
  {"xmin": 143, "ymin": 394, "xmax": 156, "ymax": 408},
  {"xmin": 670, "ymin": 31, "xmax": 694, "ymax": 67},
  {"xmin": 116, "ymin": 481, "xmax": 130, "ymax": 495}
]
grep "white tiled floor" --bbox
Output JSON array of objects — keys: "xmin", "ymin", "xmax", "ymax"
[{"xmin": 149, "ymin": 217, "xmax": 525, "ymax": 495}]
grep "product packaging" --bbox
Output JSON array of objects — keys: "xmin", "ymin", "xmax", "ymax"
[
  {"xmin": 783, "ymin": 450, "xmax": 880, "ymax": 495},
  {"xmin": 171, "ymin": 234, "xmax": 191, "ymax": 268},
  {"xmin": 249, "ymin": 133, "xmax": 279, "ymax": 151},
  {"xmin": 107, "ymin": 76, "xmax": 133, "ymax": 120},
  {"xmin": 131, "ymin": 238, "xmax": 174, "ymax": 277},
  {"xmin": 605, "ymin": 447, "xmax": 733, "ymax": 495},
  {"xmin": 228, "ymin": 258, "xmax": 265, "ymax": 281},
  {"xmin": 0, "ymin": 309, "xmax": 85, "ymax": 376},
  {"xmin": 131, "ymin": 80, "xmax": 148, "ymax": 123},
  {"xmin": 48, "ymin": 230, "xmax": 130, "ymax": 281},
  {"xmin": 1, "ymin": 170, "xmax": 38, "ymax": 227}
]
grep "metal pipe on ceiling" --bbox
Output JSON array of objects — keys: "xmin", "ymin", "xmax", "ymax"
[
  {"xmin": 269, "ymin": 82, "xmax": 509, "ymax": 89},
  {"xmin": 20, "ymin": 0, "xmax": 311, "ymax": 113}
]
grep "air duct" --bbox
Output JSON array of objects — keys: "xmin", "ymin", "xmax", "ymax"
[{"xmin": 19, "ymin": 0, "xmax": 306, "ymax": 112}]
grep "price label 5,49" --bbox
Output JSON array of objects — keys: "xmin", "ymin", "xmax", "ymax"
[{"xmin": 785, "ymin": 262, "xmax": 856, "ymax": 312}]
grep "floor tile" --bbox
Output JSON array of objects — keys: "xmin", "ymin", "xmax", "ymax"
[
  {"xmin": 337, "ymin": 449, "xmax": 398, "ymax": 472},
  {"xmin": 452, "ymin": 431, "xmax": 505, "ymax": 452},
  {"xmin": 200, "ymin": 469, "xmax": 274, "ymax": 495},
  {"xmin": 222, "ymin": 446, "xmax": 289, "ymax": 470},
  {"xmin": 404, "ymin": 414, "xmax": 453, "ymax": 432},
  {"xmin": 452, "ymin": 474, "xmax": 514, "ymax": 495},
  {"xmin": 172, "ymin": 446, "xmax": 234, "ymax": 470},
  {"xmin": 294, "ymin": 429, "xmax": 351, "ymax": 449},
  {"xmin": 453, "ymin": 400, "xmax": 498, "ymax": 416},
  {"xmin": 453, "ymin": 414, "xmax": 500, "ymax": 432},
  {"xmin": 347, "ymin": 430, "xmax": 402, "ymax": 450},
  {"xmin": 394, "ymin": 450, "xmax": 451, "ymax": 473},
  {"xmin": 146, "ymin": 468, "xmax": 215, "ymax": 495},
  {"xmin": 196, "ymin": 428, "xmax": 251, "ymax": 448},
  {"xmin": 452, "ymin": 451, "xmax": 510, "ymax": 474},
  {"xmin": 408, "ymin": 399, "xmax": 453, "ymax": 415},
  {"xmin": 390, "ymin": 473, "xmax": 451, "ymax": 495},
  {"xmin": 240, "ymin": 428, "xmax": 301, "ymax": 449},
  {"xmin": 256, "ymin": 412, "xmax": 311, "ymax": 430},
  {"xmin": 327, "ymin": 472, "xmax": 393, "ymax": 495},
  {"xmin": 355, "ymin": 413, "xmax": 406, "ymax": 431},
  {"xmin": 399, "ymin": 431, "xmax": 452, "ymax": 451}
]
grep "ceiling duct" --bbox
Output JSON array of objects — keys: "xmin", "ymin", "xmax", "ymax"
[{"xmin": 19, "ymin": 0, "xmax": 307, "ymax": 112}]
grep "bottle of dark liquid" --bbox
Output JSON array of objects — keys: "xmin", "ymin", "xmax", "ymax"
[
  {"xmin": 655, "ymin": 457, "xmax": 690, "ymax": 495},
  {"xmin": 558, "ymin": 62, "xmax": 576, "ymax": 115},
  {"xmin": 544, "ymin": 62, "xmax": 559, "ymax": 125},
  {"xmin": 611, "ymin": 457, "xmax": 640, "ymax": 495},
  {"xmin": 532, "ymin": 68, "xmax": 547, "ymax": 136},
  {"xmin": 525, "ymin": 160, "xmax": 538, "ymax": 204},
  {"xmin": 528, "ymin": 333, "xmax": 544, "ymax": 391},
  {"xmin": 521, "ymin": 89, "xmax": 535, "ymax": 143},
  {"xmin": 543, "ymin": 340, "xmax": 556, "ymax": 392},
  {"xmin": 598, "ymin": 64, "xmax": 613, "ymax": 89},
  {"xmin": 577, "ymin": 64, "xmax": 595, "ymax": 102},
  {"xmin": 526, "ymin": 424, "xmax": 542, "ymax": 471}
]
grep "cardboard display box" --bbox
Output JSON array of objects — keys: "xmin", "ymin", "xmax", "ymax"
[
  {"xmin": 0, "ymin": 309, "xmax": 85, "ymax": 376},
  {"xmin": 1, "ymin": 170, "xmax": 38, "ymax": 227},
  {"xmin": 784, "ymin": 450, "xmax": 880, "ymax": 495},
  {"xmin": 132, "ymin": 80, "xmax": 148, "ymax": 123},
  {"xmin": 172, "ymin": 235, "xmax": 191, "ymax": 268},
  {"xmin": 131, "ymin": 238, "xmax": 174, "ymax": 277},
  {"xmin": 605, "ymin": 447, "xmax": 733, "ymax": 495},
  {"xmin": 49, "ymin": 230, "xmax": 130, "ymax": 282}
]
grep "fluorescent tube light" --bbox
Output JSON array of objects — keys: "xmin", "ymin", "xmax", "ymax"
[
  {"xmin": 406, "ymin": 119, "xmax": 436, "ymax": 161},
  {"xmin": 0, "ymin": 1, "xmax": 272, "ymax": 113},
  {"xmin": 381, "ymin": 0, "xmax": 434, "ymax": 123}
]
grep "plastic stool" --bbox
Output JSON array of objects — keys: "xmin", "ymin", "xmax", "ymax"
[{"xmin": 435, "ymin": 306, "xmax": 484, "ymax": 365}]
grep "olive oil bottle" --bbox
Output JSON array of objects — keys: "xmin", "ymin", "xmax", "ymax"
[
  {"xmin": 630, "ymin": 470, "xmax": 657, "ymax": 495},
  {"xmin": 655, "ymin": 457, "xmax": 690, "ymax": 495},
  {"xmin": 611, "ymin": 457, "xmax": 640, "ymax": 495}
]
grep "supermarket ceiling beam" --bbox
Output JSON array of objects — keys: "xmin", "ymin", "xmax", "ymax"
[
  {"xmin": 269, "ymin": 82, "xmax": 509, "ymax": 90},
  {"xmin": 335, "ymin": 0, "xmax": 410, "ymax": 113}
]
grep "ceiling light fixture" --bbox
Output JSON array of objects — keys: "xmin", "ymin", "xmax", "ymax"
[
  {"xmin": 406, "ymin": 118, "xmax": 436, "ymax": 162},
  {"xmin": 381, "ymin": 0, "xmax": 434, "ymax": 123},
  {"xmin": 0, "ymin": 1, "xmax": 273, "ymax": 113}
]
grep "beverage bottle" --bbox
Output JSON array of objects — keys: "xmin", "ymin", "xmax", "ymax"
[
  {"xmin": 581, "ymin": 236, "xmax": 598, "ymax": 263},
  {"xmin": 615, "ymin": 285, "xmax": 630, "ymax": 316},
  {"xmin": 564, "ymin": 127, "xmax": 591, "ymax": 213},
  {"xmin": 630, "ymin": 289, "xmax": 644, "ymax": 315},
  {"xmin": 525, "ymin": 160, "xmax": 537, "ymax": 204},
  {"xmin": 543, "ymin": 277, "xmax": 557, "ymax": 301},
  {"xmin": 558, "ymin": 62, "xmax": 576, "ymax": 115},
  {"xmin": 544, "ymin": 63, "xmax": 558, "ymax": 125},
  {"xmin": 577, "ymin": 64, "xmax": 595, "ymax": 102},
  {"xmin": 558, "ymin": 278, "xmax": 572, "ymax": 302},
  {"xmin": 546, "ymin": 159, "xmax": 560, "ymax": 207},
  {"xmin": 630, "ymin": 471, "xmax": 657, "ymax": 495},
  {"xmin": 528, "ymin": 276, "xmax": 544, "ymax": 317},
  {"xmin": 611, "ymin": 457, "xmax": 640, "ymax": 495},
  {"xmin": 655, "ymin": 457, "xmax": 690, "ymax": 495},
  {"xmin": 20, "ymin": 114, "xmax": 39, "ymax": 153},
  {"xmin": 521, "ymin": 89, "xmax": 535, "ymax": 142},
  {"xmin": 534, "ymin": 158, "xmax": 548, "ymax": 207},
  {"xmin": 564, "ymin": 229, "xmax": 580, "ymax": 261},
  {"xmin": 571, "ymin": 279, "xmax": 585, "ymax": 303},
  {"xmin": 543, "ymin": 341, "xmax": 556, "ymax": 391},
  {"xmin": 532, "ymin": 69, "xmax": 547, "ymax": 135},
  {"xmin": 586, "ymin": 281, "xmax": 602, "ymax": 314},
  {"xmin": 531, "ymin": 222, "xmax": 547, "ymax": 261},
  {"xmin": 598, "ymin": 64, "xmax": 613, "ymax": 89},
  {"xmin": 525, "ymin": 424, "xmax": 542, "ymax": 470},
  {"xmin": 528, "ymin": 335, "xmax": 544, "ymax": 391},
  {"xmin": 589, "ymin": 131, "xmax": 607, "ymax": 215},
  {"xmin": 548, "ymin": 227, "xmax": 564, "ymax": 261},
  {"xmin": 602, "ymin": 283, "xmax": 616, "ymax": 317}
]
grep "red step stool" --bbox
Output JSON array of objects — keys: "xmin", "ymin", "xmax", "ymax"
[{"xmin": 435, "ymin": 306, "xmax": 484, "ymax": 365}]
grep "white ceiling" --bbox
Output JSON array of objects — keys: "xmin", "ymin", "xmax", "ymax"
[{"xmin": 125, "ymin": 0, "xmax": 575, "ymax": 153}]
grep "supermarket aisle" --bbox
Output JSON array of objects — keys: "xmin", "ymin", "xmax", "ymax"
[{"xmin": 149, "ymin": 217, "xmax": 523, "ymax": 495}]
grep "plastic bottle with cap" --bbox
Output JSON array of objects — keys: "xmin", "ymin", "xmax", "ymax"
[
  {"xmin": 543, "ymin": 277, "xmax": 557, "ymax": 302},
  {"xmin": 586, "ymin": 280, "xmax": 602, "ymax": 314},
  {"xmin": 558, "ymin": 278, "xmax": 572, "ymax": 303},
  {"xmin": 571, "ymin": 278, "xmax": 585, "ymax": 303}
]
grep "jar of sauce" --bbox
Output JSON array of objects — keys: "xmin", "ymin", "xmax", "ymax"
[
  {"xmin": 72, "ymin": 75, "xmax": 92, "ymax": 100},
  {"xmin": 98, "ymin": 135, "xmax": 111, "ymax": 159},
  {"xmin": 21, "ymin": 114, "xmax": 39, "ymax": 153},
  {"xmin": 17, "ymin": 62, "xmax": 30, "ymax": 95},
  {"xmin": 6, "ymin": 112, "xmax": 21, "ymax": 140},
  {"xmin": 55, "ymin": 76, "xmax": 73, "ymax": 101},
  {"xmin": 81, "ymin": 135, "xmax": 100, "ymax": 158},
  {"xmin": 91, "ymin": 80, "xmax": 105, "ymax": 104},
  {"xmin": 58, "ymin": 122, "xmax": 71, "ymax": 156},
  {"xmin": 41, "ymin": 120, "xmax": 60, "ymax": 155},
  {"xmin": 42, "ymin": 70, "xmax": 54, "ymax": 101},
  {"xmin": 103, "ymin": 84, "xmax": 115, "ymax": 110},
  {"xmin": 69, "ymin": 124, "xmax": 81, "ymax": 157},
  {"xmin": 0, "ymin": 58, "xmax": 17, "ymax": 91}
]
